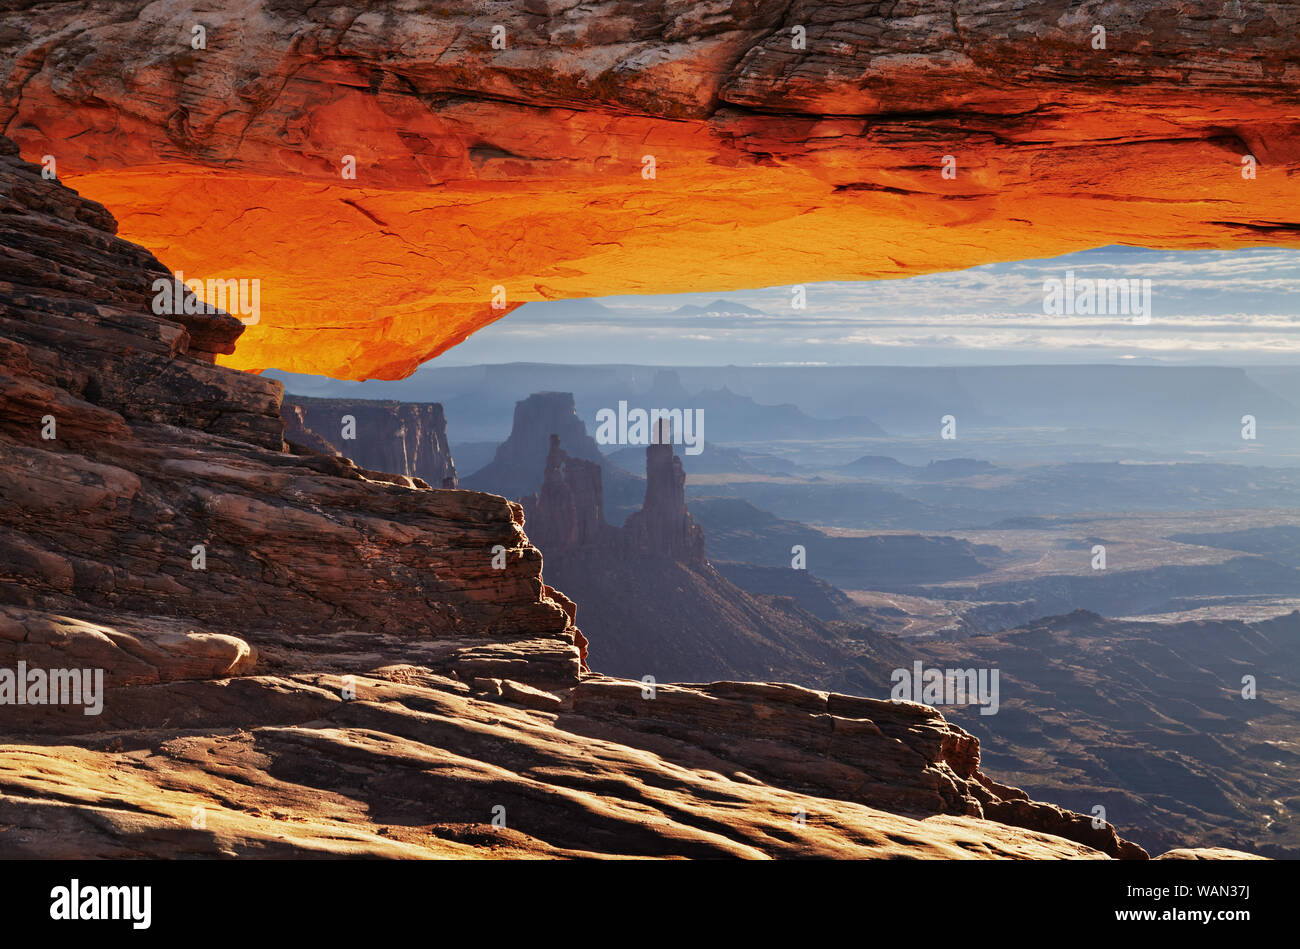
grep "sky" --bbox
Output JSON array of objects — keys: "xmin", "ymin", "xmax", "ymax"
[{"xmin": 433, "ymin": 245, "xmax": 1300, "ymax": 367}]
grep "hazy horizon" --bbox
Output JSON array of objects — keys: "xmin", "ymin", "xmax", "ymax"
[{"xmin": 382, "ymin": 244, "xmax": 1300, "ymax": 371}]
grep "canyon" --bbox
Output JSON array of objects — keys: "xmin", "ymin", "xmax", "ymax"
[
  {"xmin": 283, "ymin": 395, "xmax": 459, "ymax": 487},
  {"xmin": 3, "ymin": 0, "xmax": 1300, "ymax": 378},
  {"xmin": 513, "ymin": 429, "xmax": 848, "ymax": 683},
  {"xmin": 457, "ymin": 387, "xmax": 1299, "ymax": 856},
  {"xmin": 0, "ymin": 139, "xmax": 1175, "ymax": 859},
  {"xmin": 2, "ymin": 0, "xmax": 1290, "ymax": 866}
]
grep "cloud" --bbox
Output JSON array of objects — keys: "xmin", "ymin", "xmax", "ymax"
[{"xmin": 445, "ymin": 245, "xmax": 1300, "ymax": 365}]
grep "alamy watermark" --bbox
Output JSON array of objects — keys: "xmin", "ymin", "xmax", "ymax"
[
  {"xmin": 1043, "ymin": 270, "xmax": 1151, "ymax": 324},
  {"xmin": 594, "ymin": 401, "xmax": 704, "ymax": 455},
  {"xmin": 152, "ymin": 270, "xmax": 261, "ymax": 325},
  {"xmin": 1, "ymin": 662, "xmax": 104, "ymax": 715},
  {"xmin": 890, "ymin": 661, "xmax": 1000, "ymax": 716},
  {"xmin": 50, "ymin": 879, "xmax": 150, "ymax": 929}
]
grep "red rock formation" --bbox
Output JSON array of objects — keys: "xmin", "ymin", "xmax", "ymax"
[
  {"xmin": 622, "ymin": 439, "xmax": 708, "ymax": 565},
  {"xmin": 282, "ymin": 401, "xmax": 346, "ymax": 458},
  {"xmin": 283, "ymin": 395, "xmax": 458, "ymax": 488},
  {"xmin": 520, "ymin": 434, "xmax": 614, "ymax": 552},
  {"xmin": 0, "ymin": 136, "xmax": 581, "ymax": 693},
  {"xmin": 521, "ymin": 428, "xmax": 705, "ymax": 564},
  {"xmin": 3, "ymin": 1, "xmax": 1299, "ymax": 378},
  {"xmin": 465, "ymin": 391, "xmax": 641, "ymax": 515},
  {"xmin": 0, "ymin": 138, "xmax": 1157, "ymax": 858},
  {"xmin": 573, "ymin": 677, "xmax": 1148, "ymax": 860}
]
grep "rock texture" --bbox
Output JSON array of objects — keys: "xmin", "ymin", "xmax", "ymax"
[
  {"xmin": 0, "ymin": 672, "xmax": 1119, "ymax": 860},
  {"xmin": 521, "ymin": 431, "xmax": 705, "ymax": 564},
  {"xmin": 283, "ymin": 395, "xmax": 458, "ymax": 488},
  {"xmin": 4, "ymin": 0, "xmax": 1299, "ymax": 378},
  {"xmin": 0, "ymin": 139, "xmax": 1156, "ymax": 858},
  {"xmin": 0, "ymin": 135, "xmax": 582, "ymax": 696}
]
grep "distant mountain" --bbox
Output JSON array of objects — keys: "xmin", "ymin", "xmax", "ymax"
[
  {"xmin": 683, "ymin": 386, "xmax": 886, "ymax": 441},
  {"xmin": 620, "ymin": 368, "xmax": 885, "ymax": 442},
  {"xmin": 640, "ymin": 368, "xmax": 692, "ymax": 403},
  {"xmin": 687, "ymin": 479, "xmax": 952, "ymax": 530},
  {"xmin": 670, "ymin": 298, "xmax": 766, "ymax": 316},
  {"xmin": 917, "ymin": 457, "xmax": 1000, "ymax": 479},
  {"xmin": 841, "ymin": 454, "xmax": 914, "ymax": 476},
  {"xmin": 269, "ymin": 362, "xmax": 1300, "ymax": 465},
  {"xmin": 513, "ymin": 298, "xmax": 621, "ymax": 322}
]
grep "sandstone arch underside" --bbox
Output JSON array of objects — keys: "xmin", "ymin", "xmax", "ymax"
[{"xmin": 4, "ymin": 0, "xmax": 1299, "ymax": 379}]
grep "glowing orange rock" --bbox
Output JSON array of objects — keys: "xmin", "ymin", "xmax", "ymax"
[{"xmin": 5, "ymin": 1, "xmax": 1299, "ymax": 379}]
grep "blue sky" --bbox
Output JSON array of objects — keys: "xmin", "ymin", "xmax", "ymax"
[{"xmin": 434, "ymin": 246, "xmax": 1300, "ymax": 367}]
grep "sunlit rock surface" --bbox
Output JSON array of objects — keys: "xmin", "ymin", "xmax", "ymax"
[{"xmin": 4, "ymin": 0, "xmax": 1299, "ymax": 377}]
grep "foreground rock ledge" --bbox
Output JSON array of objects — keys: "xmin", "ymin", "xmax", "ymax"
[
  {"xmin": 4, "ymin": 0, "xmax": 1300, "ymax": 377},
  {"xmin": 0, "ymin": 672, "xmax": 1130, "ymax": 859}
]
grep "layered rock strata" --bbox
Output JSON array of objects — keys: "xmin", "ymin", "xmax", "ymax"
[
  {"xmin": 283, "ymin": 395, "xmax": 458, "ymax": 488},
  {"xmin": 0, "ymin": 136, "xmax": 581, "ymax": 696},
  {"xmin": 3, "ymin": 0, "xmax": 1298, "ymax": 377}
]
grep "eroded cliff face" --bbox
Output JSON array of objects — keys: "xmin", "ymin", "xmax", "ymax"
[
  {"xmin": 0, "ymin": 140, "xmax": 1154, "ymax": 858},
  {"xmin": 520, "ymin": 431, "xmax": 705, "ymax": 563},
  {"xmin": 0, "ymin": 134, "xmax": 582, "ymax": 698},
  {"xmin": 4, "ymin": 0, "xmax": 1299, "ymax": 378},
  {"xmin": 623, "ymin": 440, "xmax": 708, "ymax": 565},
  {"xmin": 283, "ymin": 395, "xmax": 458, "ymax": 488},
  {"xmin": 520, "ymin": 435, "xmax": 615, "ymax": 552}
]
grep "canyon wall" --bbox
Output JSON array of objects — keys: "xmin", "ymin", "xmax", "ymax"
[
  {"xmin": 284, "ymin": 395, "xmax": 458, "ymax": 487},
  {"xmin": 3, "ymin": 0, "xmax": 1299, "ymax": 377},
  {"xmin": 0, "ymin": 135, "xmax": 582, "ymax": 695}
]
